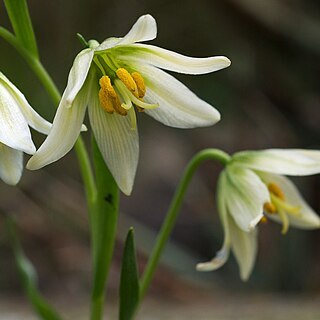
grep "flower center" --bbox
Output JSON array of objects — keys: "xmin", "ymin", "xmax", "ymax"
[
  {"xmin": 93, "ymin": 53, "xmax": 158, "ymax": 129},
  {"xmin": 262, "ymin": 182, "xmax": 301, "ymax": 234}
]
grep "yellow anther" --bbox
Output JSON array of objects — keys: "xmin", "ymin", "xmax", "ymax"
[
  {"xmin": 99, "ymin": 75, "xmax": 127, "ymax": 116},
  {"xmin": 260, "ymin": 216, "xmax": 268, "ymax": 224},
  {"xmin": 268, "ymin": 183, "xmax": 285, "ymax": 201},
  {"xmin": 99, "ymin": 89, "xmax": 114, "ymax": 114},
  {"xmin": 112, "ymin": 95, "xmax": 127, "ymax": 116},
  {"xmin": 263, "ymin": 202, "xmax": 277, "ymax": 214},
  {"xmin": 116, "ymin": 68, "xmax": 137, "ymax": 93},
  {"xmin": 131, "ymin": 72, "xmax": 146, "ymax": 98},
  {"xmin": 99, "ymin": 76, "xmax": 117, "ymax": 98}
]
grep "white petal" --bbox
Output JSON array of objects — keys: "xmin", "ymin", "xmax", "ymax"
[
  {"xmin": 196, "ymin": 172, "xmax": 231, "ymax": 272},
  {"xmin": 97, "ymin": 14, "xmax": 157, "ymax": 51},
  {"xmin": 26, "ymin": 73, "xmax": 93, "ymax": 170},
  {"xmin": 112, "ymin": 44, "xmax": 231, "ymax": 74},
  {"xmin": 225, "ymin": 165, "xmax": 269, "ymax": 231},
  {"xmin": 0, "ymin": 77, "xmax": 35, "ymax": 154},
  {"xmin": 233, "ymin": 149, "xmax": 320, "ymax": 176},
  {"xmin": 0, "ymin": 143, "xmax": 23, "ymax": 185},
  {"xmin": 132, "ymin": 64, "xmax": 220, "ymax": 128},
  {"xmin": 229, "ymin": 215, "xmax": 258, "ymax": 281},
  {"xmin": 88, "ymin": 83, "xmax": 139, "ymax": 196},
  {"xmin": 258, "ymin": 172, "xmax": 320, "ymax": 229},
  {"xmin": 0, "ymin": 73, "xmax": 51, "ymax": 134},
  {"xmin": 63, "ymin": 48, "xmax": 94, "ymax": 107}
]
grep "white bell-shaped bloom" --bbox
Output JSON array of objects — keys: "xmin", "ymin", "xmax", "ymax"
[
  {"xmin": 197, "ymin": 149, "xmax": 320, "ymax": 280},
  {"xmin": 27, "ymin": 14, "xmax": 231, "ymax": 195},
  {"xmin": 0, "ymin": 73, "xmax": 51, "ymax": 185}
]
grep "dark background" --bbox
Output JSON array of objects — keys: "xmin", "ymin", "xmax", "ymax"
[{"xmin": 0, "ymin": 0, "xmax": 319, "ymax": 318}]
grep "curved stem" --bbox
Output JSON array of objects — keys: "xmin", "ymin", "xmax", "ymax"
[
  {"xmin": 0, "ymin": 27, "xmax": 60, "ymax": 105},
  {"xmin": 139, "ymin": 148, "xmax": 230, "ymax": 299}
]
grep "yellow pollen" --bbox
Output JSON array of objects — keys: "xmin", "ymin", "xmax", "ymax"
[
  {"xmin": 112, "ymin": 95, "xmax": 127, "ymax": 116},
  {"xmin": 99, "ymin": 89, "xmax": 114, "ymax": 114},
  {"xmin": 99, "ymin": 75, "xmax": 127, "ymax": 116},
  {"xmin": 268, "ymin": 183, "xmax": 285, "ymax": 201},
  {"xmin": 260, "ymin": 216, "xmax": 268, "ymax": 224},
  {"xmin": 131, "ymin": 72, "xmax": 146, "ymax": 98},
  {"xmin": 263, "ymin": 202, "xmax": 277, "ymax": 214},
  {"xmin": 99, "ymin": 76, "xmax": 117, "ymax": 98},
  {"xmin": 116, "ymin": 68, "xmax": 137, "ymax": 93}
]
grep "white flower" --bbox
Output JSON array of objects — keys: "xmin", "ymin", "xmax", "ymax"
[
  {"xmin": 197, "ymin": 149, "xmax": 320, "ymax": 280},
  {"xmin": 0, "ymin": 72, "xmax": 51, "ymax": 185},
  {"xmin": 26, "ymin": 14, "xmax": 231, "ymax": 195}
]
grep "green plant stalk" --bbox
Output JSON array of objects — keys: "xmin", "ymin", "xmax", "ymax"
[
  {"xmin": 90, "ymin": 137, "xmax": 119, "ymax": 320},
  {"xmin": 2, "ymin": 1, "xmax": 122, "ymax": 317},
  {"xmin": 139, "ymin": 149, "xmax": 231, "ymax": 300},
  {"xmin": 0, "ymin": 27, "xmax": 110, "ymax": 320}
]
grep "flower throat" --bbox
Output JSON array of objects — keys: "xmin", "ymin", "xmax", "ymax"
[{"xmin": 93, "ymin": 53, "xmax": 158, "ymax": 129}]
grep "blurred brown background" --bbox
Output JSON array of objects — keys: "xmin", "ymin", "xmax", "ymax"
[{"xmin": 0, "ymin": 0, "xmax": 320, "ymax": 319}]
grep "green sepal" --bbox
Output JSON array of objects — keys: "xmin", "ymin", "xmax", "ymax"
[
  {"xmin": 6, "ymin": 215, "xmax": 62, "ymax": 320},
  {"xmin": 77, "ymin": 33, "xmax": 89, "ymax": 48},
  {"xmin": 3, "ymin": 0, "xmax": 39, "ymax": 58},
  {"xmin": 119, "ymin": 228, "xmax": 140, "ymax": 320}
]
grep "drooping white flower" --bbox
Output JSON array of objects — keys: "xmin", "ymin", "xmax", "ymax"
[
  {"xmin": 26, "ymin": 14, "xmax": 231, "ymax": 195},
  {"xmin": 197, "ymin": 149, "xmax": 320, "ymax": 280},
  {"xmin": 0, "ymin": 72, "xmax": 51, "ymax": 185}
]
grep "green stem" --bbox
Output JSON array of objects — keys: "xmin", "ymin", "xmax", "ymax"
[
  {"xmin": 0, "ymin": 27, "xmax": 60, "ymax": 105},
  {"xmin": 139, "ymin": 149, "xmax": 231, "ymax": 300},
  {"xmin": 90, "ymin": 137, "xmax": 119, "ymax": 320}
]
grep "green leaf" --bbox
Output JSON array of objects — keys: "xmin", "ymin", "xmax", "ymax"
[
  {"xmin": 90, "ymin": 135, "xmax": 120, "ymax": 320},
  {"xmin": 6, "ymin": 216, "xmax": 63, "ymax": 320},
  {"xmin": 119, "ymin": 228, "xmax": 140, "ymax": 320},
  {"xmin": 4, "ymin": 0, "xmax": 39, "ymax": 58}
]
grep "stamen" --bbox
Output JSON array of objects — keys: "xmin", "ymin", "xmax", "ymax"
[
  {"xmin": 99, "ymin": 76, "xmax": 127, "ymax": 116},
  {"xmin": 278, "ymin": 209, "xmax": 289, "ymax": 234},
  {"xmin": 270, "ymin": 194, "xmax": 301, "ymax": 216},
  {"xmin": 268, "ymin": 183, "xmax": 285, "ymax": 201},
  {"xmin": 114, "ymin": 80, "xmax": 133, "ymax": 110},
  {"xmin": 128, "ymin": 107, "xmax": 137, "ymax": 130},
  {"xmin": 131, "ymin": 72, "xmax": 146, "ymax": 98},
  {"xmin": 112, "ymin": 95, "xmax": 127, "ymax": 116},
  {"xmin": 99, "ymin": 76, "xmax": 117, "ymax": 98},
  {"xmin": 101, "ymin": 54, "xmax": 119, "ymax": 72},
  {"xmin": 116, "ymin": 68, "xmax": 137, "ymax": 93},
  {"xmin": 116, "ymin": 80, "xmax": 159, "ymax": 110},
  {"xmin": 260, "ymin": 216, "xmax": 268, "ymax": 224},
  {"xmin": 93, "ymin": 57, "xmax": 106, "ymax": 76},
  {"xmin": 263, "ymin": 202, "xmax": 276, "ymax": 214},
  {"xmin": 99, "ymin": 89, "xmax": 114, "ymax": 114}
]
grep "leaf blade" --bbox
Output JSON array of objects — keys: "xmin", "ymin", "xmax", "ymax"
[
  {"xmin": 4, "ymin": 0, "xmax": 39, "ymax": 58},
  {"xmin": 119, "ymin": 228, "xmax": 140, "ymax": 320},
  {"xmin": 6, "ymin": 216, "xmax": 63, "ymax": 320}
]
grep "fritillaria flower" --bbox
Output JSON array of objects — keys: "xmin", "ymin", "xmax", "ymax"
[
  {"xmin": 197, "ymin": 149, "xmax": 320, "ymax": 280},
  {"xmin": 27, "ymin": 14, "xmax": 231, "ymax": 195},
  {"xmin": 0, "ymin": 72, "xmax": 51, "ymax": 185}
]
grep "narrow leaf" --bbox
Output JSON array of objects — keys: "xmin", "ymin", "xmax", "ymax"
[
  {"xmin": 4, "ymin": 0, "xmax": 39, "ymax": 58},
  {"xmin": 119, "ymin": 228, "xmax": 140, "ymax": 320},
  {"xmin": 6, "ymin": 215, "xmax": 63, "ymax": 320}
]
